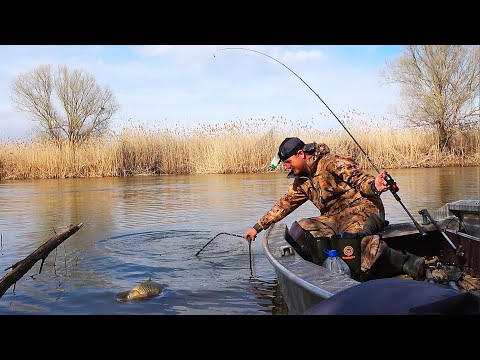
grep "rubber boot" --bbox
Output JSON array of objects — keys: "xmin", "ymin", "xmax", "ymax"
[
  {"xmin": 286, "ymin": 221, "xmax": 313, "ymax": 262},
  {"xmin": 330, "ymin": 234, "xmax": 362, "ymax": 281},
  {"xmin": 402, "ymin": 251, "xmax": 426, "ymax": 280},
  {"xmin": 367, "ymin": 247, "xmax": 426, "ymax": 280},
  {"xmin": 366, "ymin": 247, "xmax": 406, "ymax": 280},
  {"xmin": 304, "ymin": 233, "xmax": 330, "ymax": 266}
]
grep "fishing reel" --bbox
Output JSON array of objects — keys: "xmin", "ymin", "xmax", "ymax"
[{"xmin": 385, "ymin": 173, "xmax": 399, "ymax": 193}]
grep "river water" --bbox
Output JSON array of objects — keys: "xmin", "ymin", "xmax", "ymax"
[{"xmin": 0, "ymin": 167, "xmax": 478, "ymax": 314}]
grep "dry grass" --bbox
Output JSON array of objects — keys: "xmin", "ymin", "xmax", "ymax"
[{"xmin": 0, "ymin": 115, "xmax": 479, "ymax": 180}]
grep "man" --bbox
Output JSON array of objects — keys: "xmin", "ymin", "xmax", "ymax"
[{"xmin": 244, "ymin": 137, "xmax": 425, "ymax": 281}]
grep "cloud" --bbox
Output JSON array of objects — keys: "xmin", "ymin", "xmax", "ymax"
[
  {"xmin": 0, "ymin": 45, "xmax": 403, "ymax": 140},
  {"xmin": 279, "ymin": 48, "xmax": 324, "ymax": 62},
  {"xmin": 0, "ymin": 105, "xmax": 31, "ymax": 140},
  {"xmin": 135, "ymin": 45, "xmax": 175, "ymax": 56}
]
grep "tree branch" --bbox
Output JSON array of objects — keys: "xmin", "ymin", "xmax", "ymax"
[{"xmin": 0, "ymin": 223, "xmax": 83, "ymax": 299}]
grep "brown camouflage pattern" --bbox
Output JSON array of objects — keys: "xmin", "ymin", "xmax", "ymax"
[
  {"xmin": 257, "ymin": 143, "xmax": 385, "ymax": 231},
  {"xmin": 360, "ymin": 235, "xmax": 387, "ymax": 271},
  {"xmin": 257, "ymin": 142, "xmax": 388, "ymax": 269}
]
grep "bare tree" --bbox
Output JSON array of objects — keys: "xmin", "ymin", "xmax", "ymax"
[
  {"xmin": 11, "ymin": 64, "xmax": 119, "ymax": 145},
  {"xmin": 381, "ymin": 45, "xmax": 480, "ymax": 151}
]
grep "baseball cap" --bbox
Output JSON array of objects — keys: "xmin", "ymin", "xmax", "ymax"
[
  {"xmin": 269, "ymin": 137, "xmax": 306, "ymax": 170},
  {"xmin": 278, "ymin": 137, "xmax": 305, "ymax": 161}
]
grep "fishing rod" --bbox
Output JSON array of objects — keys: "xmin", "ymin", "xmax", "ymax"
[
  {"xmin": 215, "ymin": 47, "xmax": 426, "ymax": 236},
  {"xmin": 195, "ymin": 232, "xmax": 253, "ymax": 274}
]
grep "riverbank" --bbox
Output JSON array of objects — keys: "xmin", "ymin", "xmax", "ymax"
[{"xmin": 1, "ymin": 118, "xmax": 479, "ymax": 180}]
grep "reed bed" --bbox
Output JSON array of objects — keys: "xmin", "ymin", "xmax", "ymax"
[{"xmin": 0, "ymin": 115, "xmax": 479, "ymax": 180}]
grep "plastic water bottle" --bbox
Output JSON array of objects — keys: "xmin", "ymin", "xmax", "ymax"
[{"xmin": 322, "ymin": 249, "xmax": 351, "ymax": 277}]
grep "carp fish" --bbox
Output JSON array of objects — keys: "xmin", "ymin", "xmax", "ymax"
[{"xmin": 116, "ymin": 278, "xmax": 162, "ymax": 302}]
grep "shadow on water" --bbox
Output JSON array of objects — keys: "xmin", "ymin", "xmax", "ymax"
[{"xmin": 249, "ymin": 276, "xmax": 289, "ymax": 315}]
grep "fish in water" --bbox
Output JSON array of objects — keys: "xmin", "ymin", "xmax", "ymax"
[{"xmin": 116, "ymin": 278, "xmax": 162, "ymax": 302}]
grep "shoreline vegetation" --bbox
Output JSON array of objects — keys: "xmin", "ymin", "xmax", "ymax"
[{"xmin": 0, "ymin": 116, "xmax": 479, "ymax": 180}]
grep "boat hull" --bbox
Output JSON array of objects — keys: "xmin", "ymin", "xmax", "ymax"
[
  {"xmin": 262, "ymin": 200, "xmax": 480, "ymax": 315},
  {"xmin": 262, "ymin": 223, "xmax": 359, "ymax": 314}
]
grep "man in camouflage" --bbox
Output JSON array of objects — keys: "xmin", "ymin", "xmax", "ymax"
[{"xmin": 244, "ymin": 137, "xmax": 425, "ymax": 281}]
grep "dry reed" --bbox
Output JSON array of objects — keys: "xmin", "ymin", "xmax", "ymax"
[{"xmin": 0, "ymin": 115, "xmax": 478, "ymax": 180}]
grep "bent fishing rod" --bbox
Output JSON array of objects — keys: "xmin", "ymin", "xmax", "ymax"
[{"xmin": 215, "ymin": 47, "xmax": 426, "ymax": 236}]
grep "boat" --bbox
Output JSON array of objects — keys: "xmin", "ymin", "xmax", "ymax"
[{"xmin": 262, "ymin": 199, "xmax": 480, "ymax": 315}]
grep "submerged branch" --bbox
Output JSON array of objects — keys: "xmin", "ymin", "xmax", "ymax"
[{"xmin": 0, "ymin": 223, "xmax": 83, "ymax": 299}]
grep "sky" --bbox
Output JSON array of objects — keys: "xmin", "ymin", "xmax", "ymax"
[{"xmin": 0, "ymin": 45, "xmax": 403, "ymax": 140}]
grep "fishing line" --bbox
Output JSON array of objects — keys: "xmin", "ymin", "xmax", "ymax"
[
  {"xmin": 215, "ymin": 47, "xmax": 426, "ymax": 236},
  {"xmin": 195, "ymin": 232, "xmax": 253, "ymax": 274}
]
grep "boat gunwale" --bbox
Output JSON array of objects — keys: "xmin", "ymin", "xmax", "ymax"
[{"xmin": 262, "ymin": 224, "xmax": 345, "ymax": 300}]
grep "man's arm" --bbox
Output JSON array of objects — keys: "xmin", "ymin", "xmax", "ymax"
[
  {"xmin": 244, "ymin": 181, "xmax": 308, "ymax": 241},
  {"xmin": 327, "ymin": 155, "xmax": 386, "ymax": 197}
]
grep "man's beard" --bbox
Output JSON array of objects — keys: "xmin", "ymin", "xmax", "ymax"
[{"xmin": 295, "ymin": 162, "xmax": 310, "ymax": 177}]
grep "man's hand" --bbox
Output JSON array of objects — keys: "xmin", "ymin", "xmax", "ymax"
[
  {"xmin": 375, "ymin": 170, "xmax": 389, "ymax": 193},
  {"xmin": 244, "ymin": 228, "xmax": 258, "ymax": 242}
]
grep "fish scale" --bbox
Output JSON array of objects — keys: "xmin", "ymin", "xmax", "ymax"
[{"xmin": 116, "ymin": 278, "xmax": 162, "ymax": 302}]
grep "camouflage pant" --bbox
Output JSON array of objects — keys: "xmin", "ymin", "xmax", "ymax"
[{"xmin": 297, "ymin": 199, "xmax": 387, "ymax": 271}]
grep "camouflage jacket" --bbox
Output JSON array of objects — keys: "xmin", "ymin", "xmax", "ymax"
[{"xmin": 255, "ymin": 143, "xmax": 384, "ymax": 231}]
